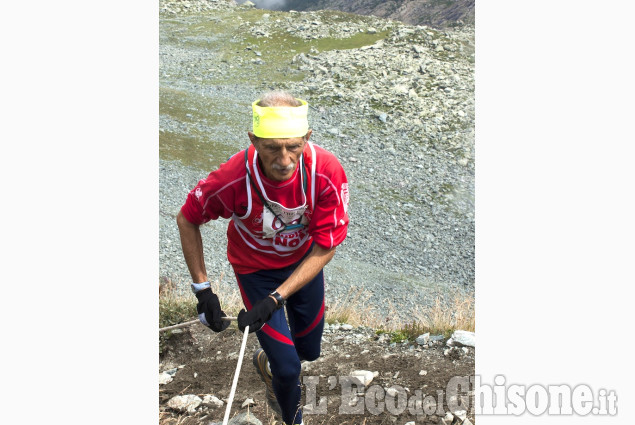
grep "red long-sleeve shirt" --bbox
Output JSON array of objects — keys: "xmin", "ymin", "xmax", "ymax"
[{"xmin": 180, "ymin": 142, "xmax": 349, "ymax": 274}]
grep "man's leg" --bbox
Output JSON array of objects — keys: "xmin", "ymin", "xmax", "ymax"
[
  {"xmin": 235, "ymin": 269, "xmax": 304, "ymax": 425},
  {"xmin": 286, "ymin": 269, "xmax": 325, "ymax": 361}
]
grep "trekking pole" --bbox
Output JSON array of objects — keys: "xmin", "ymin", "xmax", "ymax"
[
  {"xmin": 159, "ymin": 316, "xmax": 237, "ymax": 333},
  {"xmin": 222, "ymin": 325, "xmax": 250, "ymax": 425}
]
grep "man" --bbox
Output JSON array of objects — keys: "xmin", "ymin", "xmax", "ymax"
[{"xmin": 176, "ymin": 90, "xmax": 349, "ymax": 425}]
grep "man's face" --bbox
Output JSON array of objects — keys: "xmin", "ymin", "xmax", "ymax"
[{"xmin": 248, "ymin": 130, "xmax": 312, "ymax": 182}]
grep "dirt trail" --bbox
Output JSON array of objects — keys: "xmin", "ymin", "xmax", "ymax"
[{"xmin": 159, "ymin": 323, "xmax": 475, "ymax": 424}]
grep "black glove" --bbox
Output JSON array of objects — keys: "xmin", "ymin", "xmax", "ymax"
[
  {"xmin": 237, "ymin": 296, "xmax": 278, "ymax": 333},
  {"xmin": 196, "ymin": 288, "xmax": 230, "ymax": 332}
]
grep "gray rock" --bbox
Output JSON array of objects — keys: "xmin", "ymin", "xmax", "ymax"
[
  {"xmin": 202, "ymin": 394, "xmax": 224, "ymax": 408},
  {"xmin": 164, "ymin": 367, "xmax": 179, "ymax": 376},
  {"xmin": 378, "ymin": 113, "xmax": 387, "ymax": 122},
  {"xmin": 159, "ymin": 372, "xmax": 173, "ymax": 385},
  {"xmin": 227, "ymin": 411, "xmax": 262, "ymax": 425},
  {"xmin": 453, "ymin": 409, "xmax": 467, "ymax": 420},
  {"xmin": 167, "ymin": 394, "xmax": 202, "ymax": 413},
  {"xmin": 450, "ymin": 330, "xmax": 475, "ymax": 347},
  {"xmin": 241, "ymin": 397, "xmax": 255, "ymax": 408},
  {"xmin": 350, "ymin": 370, "xmax": 374, "ymax": 386},
  {"xmin": 415, "ymin": 332, "xmax": 430, "ymax": 345}
]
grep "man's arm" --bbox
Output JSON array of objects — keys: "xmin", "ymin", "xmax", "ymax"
[
  {"xmin": 176, "ymin": 210, "xmax": 208, "ymax": 283},
  {"xmin": 273, "ymin": 243, "xmax": 336, "ymax": 303}
]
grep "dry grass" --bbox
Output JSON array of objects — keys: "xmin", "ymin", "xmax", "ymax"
[
  {"xmin": 210, "ymin": 272, "xmax": 243, "ymax": 316},
  {"xmin": 324, "ymin": 286, "xmax": 378, "ymax": 327},
  {"xmin": 159, "ymin": 275, "xmax": 474, "ymax": 342},
  {"xmin": 159, "ymin": 278, "xmax": 197, "ymax": 329},
  {"xmin": 415, "ymin": 291, "xmax": 475, "ymax": 334}
]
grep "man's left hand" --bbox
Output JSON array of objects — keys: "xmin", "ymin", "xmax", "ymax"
[{"xmin": 237, "ymin": 296, "xmax": 278, "ymax": 333}]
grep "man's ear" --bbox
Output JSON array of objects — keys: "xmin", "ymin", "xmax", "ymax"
[
  {"xmin": 304, "ymin": 129, "xmax": 313, "ymax": 142},
  {"xmin": 247, "ymin": 131, "xmax": 258, "ymax": 146}
]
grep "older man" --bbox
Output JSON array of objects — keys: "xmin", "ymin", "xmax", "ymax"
[{"xmin": 177, "ymin": 91, "xmax": 349, "ymax": 425}]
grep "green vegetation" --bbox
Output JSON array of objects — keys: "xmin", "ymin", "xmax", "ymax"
[{"xmin": 159, "ymin": 279, "xmax": 197, "ymax": 353}]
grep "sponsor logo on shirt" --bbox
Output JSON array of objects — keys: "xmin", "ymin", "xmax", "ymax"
[{"xmin": 341, "ymin": 183, "xmax": 349, "ymax": 213}]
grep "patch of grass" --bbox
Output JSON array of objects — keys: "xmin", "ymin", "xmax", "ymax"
[
  {"xmin": 159, "ymin": 278, "xmax": 198, "ymax": 353},
  {"xmin": 159, "ymin": 278, "xmax": 197, "ymax": 329},
  {"xmin": 158, "ymin": 276, "xmax": 473, "ymax": 352},
  {"xmin": 372, "ymin": 290, "xmax": 474, "ymax": 343},
  {"xmin": 325, "ymin": 286, "xmax": 373, "ymax": 326},
  {"xmin": 414, "ymin": 291, "xmax": 475, "ymax": 334}
]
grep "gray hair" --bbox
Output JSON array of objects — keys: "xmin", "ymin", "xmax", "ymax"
[{"xmin": 257, "ymin": 90, "xmax": 301, "ymax": 107}]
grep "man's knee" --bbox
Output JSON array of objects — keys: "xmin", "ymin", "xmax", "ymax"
[
  {"xmin": 272, "ymin": 357, "xmax": 301, "ymax": 383},
  {"xmin": 297, "ymin": 345, "xmax": 321, "ymax": 362}
]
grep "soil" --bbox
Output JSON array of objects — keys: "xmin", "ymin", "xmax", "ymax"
[{"xmin": 159, "ymin": 323, "xmax": 475, "ymax": 424}]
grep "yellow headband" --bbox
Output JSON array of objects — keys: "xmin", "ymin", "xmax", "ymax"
[{"xmin": 252, "ymin": 99, "xmax": 309, "ymax": 138}]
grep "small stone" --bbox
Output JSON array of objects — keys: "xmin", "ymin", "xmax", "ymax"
[
  {"xmin": 419, "ymin": 370, "xmax": 427, "ymax": 376},
  {"xmin": 202, "ymin": 395, "xmax": 224, "ymax": 408},
  {"xmin": 167, "ymin": 395, "xmax": 202, "ymax": 413},
  {"xmin": 159, "ymin": 372, "xmax": 173, "ymax": 385},
  {"xmin": 415, "ymin": 333, "xmax": 430, "ymax": 345},
  {"xmin": 242, "ymin": 397, "xmax": 255, "ymax": 408},
  {"xmin": 378, "ymin": 113, "xmax": 387, "ymax": 122},
  {"xmin": 350, "ymin": 370, "xmax": 374, "ymax": 386},
  {"xmin": 451, "ymin": 330, "xmax": 475, "ymax": 347},
  {"xmin": 453, "ymin": 409, "xmax": 467, "ymax": 420},
  {"xmin": 227, "ymin": 411, "xmax": 262, "ymax": 425},
  {"xmin": 341, "ymin": 323, "xmax": 353, "ymax": 330}
]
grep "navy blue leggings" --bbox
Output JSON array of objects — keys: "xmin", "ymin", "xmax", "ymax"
[{"xmin": 235, "ymin": 257, "xmax": 325, "ymax": 425}]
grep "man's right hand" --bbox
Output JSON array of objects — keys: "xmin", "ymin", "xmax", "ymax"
[{"xmin": 195, "ymin": 288, "xmax": 230, "ymax": 332}]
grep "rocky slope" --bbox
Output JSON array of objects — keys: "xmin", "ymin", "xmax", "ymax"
[
  {"xmin": 159, "ymin": 0, "xmax": 474, "ymax": 320},
  {"xmin": 241, "ymin": 0, "xmax": 475, "ymax": 28}
]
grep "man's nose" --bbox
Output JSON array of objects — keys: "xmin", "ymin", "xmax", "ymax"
[{"xmin": 277, "ymin": 148, "xmax": 292, "ymax": 166}]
